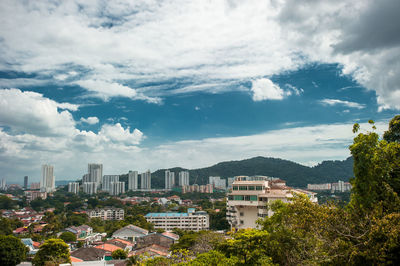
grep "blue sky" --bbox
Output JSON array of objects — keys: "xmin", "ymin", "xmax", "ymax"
[{"xmin": 0, "ymin": 0, "xmax": 399, "ymax": 183}]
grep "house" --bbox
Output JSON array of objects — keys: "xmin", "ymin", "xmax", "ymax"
[
  {"xmin": 105, "ymin": 238, "xmax": 134, "ymax": 251},
  {"xmin": 21, "ymin": 238, "xmax": 40, "ymax": 255},
  {"xmin": 130, "ymin": 244, "xmax": 170, "ymax": 258},
  {"xmin": 65, "ymin": 225, "xmax": 93, "ymax": 238},
  {"xmin": 135, "ymin": 232, "xmax": 178, "ymax": 249},
  {"xmin": 111, "ymin": 224, "xmax": 148, "ymax": 241},
  {"xmin": 70, "ymin": 247, "xmax": 106, "ymax": 261},
  {"xmin": 86, "ymin": 208, "xmax": 124, "ymax": 220}
]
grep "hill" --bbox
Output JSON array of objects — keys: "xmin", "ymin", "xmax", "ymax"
[{"xmin": 120, "ymin": 156, "xmax": 354, "ymax": 189}]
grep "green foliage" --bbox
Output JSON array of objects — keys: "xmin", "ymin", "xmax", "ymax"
[
  {"xmin": 0, "ymin": 195, "xmax": 17, "ymax": 209},
  {"xmin": 143, "ymin": 256, "xmax": 170, "ymax": 266},
  {"xmin": 126, "ymin": 255, "xmax": 141, "ymax": 266},
  {"xmin": 111, "ymin": 249, "xmax": 128, "ymax": 259},
  {"xmin": 349, "ymin": 121, "xmax": 400, "ymax": 212},
  {"xmin": 184, "ymin": 250, "xmax": 239, "ymax": 266},
  {"xmin": 32, "ymin": 238, "xmax": 70, "ymax": 266},
  {"xmin": 383, "ymin": 115, "xmax": 400, "ymax": 143},
  {"xmin": 59, "ymin": 231, "xmax": 76, "ymax": 243},
  {"xmin": 0, "ymin": 216, "xmax": 23, "ymax": 235},
  {"xmin": 0, "ymin": 235, "xmax": 28, "ymax": 266}
]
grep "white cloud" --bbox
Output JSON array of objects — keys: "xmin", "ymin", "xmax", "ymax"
[
  {"xmin": 320, "ymin": 99, "xmax": 365, "ymax": 109},
  {"xmin": 251, "ymin": 78, "xmax": 286, "ymax": 101},
  {"xmin": 80, "ymin": 116, "xmax": 99, "ymax": 125},
  {"xmin": 99, "ymin": 123, "xmax": 143, "ymax": 145},
  {"xmin": 0, "ymin": 88, "xmax": 77, "ymax": 136}
]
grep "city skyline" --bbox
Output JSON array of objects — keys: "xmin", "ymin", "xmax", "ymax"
[{"xmin": 1, "ymin": 1, "xmax": 399, "ymax": 182}]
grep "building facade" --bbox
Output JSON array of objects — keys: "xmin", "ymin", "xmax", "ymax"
[
  {"xmin": 145, "ymin": 209, "xmax": 209, "ymax": 231},
  {"xmin": 87, "ymin": 208, "xmax": 124, "ymax": 220},
  {"xmin": 209, "ymin": 176, "xmax": 226, "ymax": 190},
  {"xmin": 110, "ymin": 181, "xmax": 125, "ymax": 195},
  {"xmin": 178, "ymin": 171, "xmax": 189, "ymax": 187},
  {"xmin": 102, "ymin": 175, "xmax": 119, "ymax": 192},
  {"xmin": 24, "ymin": 190, "xmax": 47, "ymax": 201},
  {"xmin": 68, "ymin": 182, "xmax": 80, "ymax": 194},
  {"xmin": 40, "ymin": 164, "xmax": 55, "ymax": 193},
  {"xmin": 88, "ymin": 163, "xmax": 103, "ymax": 187},
  {"xmin": 141, "ymin": 170, "xmax": 151, "ymax": 190},
  {"xmin": 83, "ymin": 182, "xmax": 97, "ymax": 195},
  {"xmin": 165, "ymin": 170, "xmax": 175, "ymax": 189},
  {"xmin": 226, "ymin": 176, "xmax": 317, "ymax": 229},
  {"xmin": 128, "ymin": 170, "xmax": 138, "ymax": 191},
  {"xmin": 24, "ymin": 176, "xmax": 28, "ymax": 189}
]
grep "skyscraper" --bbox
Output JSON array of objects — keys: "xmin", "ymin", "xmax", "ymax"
[
  {"xmin": 0, "ymin": 179, "xmax": 6, "ymax": 190},
  {"xmin": 128, "ymin": 171, "xmax": 138, "ymax": 191},
  {"xmin": 88, "ymin": 163, "xmax": 103, "ymax": 187},
  {"xmin": 68, "ymin": 182, "xmax": 79, "ymax": 194},
  {"xmin": 83, "ymin": 182, "xmax": 97, "ymax": 195},
  {"xmin": 41, "ymin": 164, "xmax": 55, "ymax": 192},
  {"xmin": 110, "ymin": 181, "xmax": 125, "ymax": 195},
  {"xmin": 102, "ymin": 175, "xmax": 119, "ymax": 192},
  {"xmin": 179, "ymin": 171, "xmax": 190, "ymax": 186},
  {"xmin": 165, "ymin": 170, "xmax": 175, "ymax": 189},
  {"xmin": 24, "ymin": 176, "xmax": 28, "ymax": 189},
  {"xmin": 141, "ymin": 170, "xmax": 151, "ymax": 190}
]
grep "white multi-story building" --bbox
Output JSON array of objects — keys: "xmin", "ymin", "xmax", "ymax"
[
  {"xmin": 68, "ymin": 182, "xmax": 79, "ymax": 194},
  {"xmin": 110, "ymin": 181, "xmax": 125, "ymax": 195},
  {"xmin": 24, "ymin": 190, "xmax": 47, "ymax": 201},
  {"xmin": 141, "ymin": 170, "xmax": 151, "ymax": 190},
  {"xmin": 87, "ymin": 208, "xmax": 124, "ymax": 220},
  {"xmin": 102, "ymin": 175, "xmax": 119, "ymax": 192},
  {"xmin": 41, "ymin": 164, "xmax": 55, "ymax": 193},
  {"xmin": 128, "ymin": 171, "xmax": 138, "ymax": 191},
  {"xmin": 0, "ymin": 178, "xmax": 6, "ymax": 190},
  {"xmin": 307, "ymin": 183, "xmax": 331, "ymax": 190},
  {"xmin": 145, "ymin": 208, "xmax": 209, "ymax": 231},
  {"xmin": 179, "ymin": 171, "xmax": 190, "ymax": 187},
  {"xmin": 83, "ymin": 182, "xmax": 97, "ymax": 195},
  {"xmin": 209, "ymin": 176, "xmax": 226, "ymax": 190},
  {"xmin": 227, "ymin": 176, "xmax": 317, "ymax": 230},
  {"xmin": 88, "ymin": 163, "xmax": 103, "ymax": 187},
  {"xmin": 165, "ymin": 170, "xmax": 175, "ymax": 189}
]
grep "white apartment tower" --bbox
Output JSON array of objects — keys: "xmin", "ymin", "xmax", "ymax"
[
  {"xmin": 41, "ymin": 164, "xmax": 55, "ymax": 193},
  {"xmin": 141, "ymin": 170, "xmax": 151, "ymax": 190},
  {"xmin": 209, "ymin": 176, "xmax": 226, "ymax": 190},
  {"xmin": 110, "ymin": 181, "xmax": 125, "ymax": 196},
  {"xmin": 128, "ymin": 171, "xmax": 138, "ymax": 191},
  {"xmin": 88, "ymin": 163, "xmax": 103, "ymax": 187},
  {"xmin": 165, "ymin": 170, "xmax": 175, "ymax": 189},
  {"xmin": 179, "ymin": 171, "xmax": 190, "ymax": 187},
  {"xmin": 83, "ymin": 182, "xmax": 97, "ymax": 195},
  {"xmin": 102, "ymin": 175, "xmax": 119, "ymax": 192},
  {"xmin": 68, "ymin": 182, "xmax": 79, "ymax": 194}
]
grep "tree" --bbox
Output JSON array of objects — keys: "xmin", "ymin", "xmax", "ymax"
[
  {"xmin": 0, "ymin": 195, "xmax": 17, "ymax": 210},
  {"xmin": 111, "ymin": 249, "xmax": 128, "ymax": 259},
  {"xmin": 186, "ymin": 250, "xmax": 239, "ymax": 266},
  {"xmin": 126, "ymin": 255, "xmax": 141, "ymax": 266},
  {"xmin": 0, "ymin": 235, "xmax": 28, "ymax": 266},
  {"xmin": 32, "ymin": 239, "xmax": 70, "ymax": 266},
  {"xmin": 383, "ymin": 115, "xmax": 400, "ymax": 143},
  {"xmin": 59, "ymin": 231, "xmax": 77, "ymax": 243}
]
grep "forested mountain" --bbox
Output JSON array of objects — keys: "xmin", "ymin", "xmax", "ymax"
[{"xmin": 120, "ymin": 156, "xmax": 354, "ymax": 189}]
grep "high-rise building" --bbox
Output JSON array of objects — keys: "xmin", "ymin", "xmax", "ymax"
[
  {"xmin": 83, "ymin": 182, "xmax": 97, "ymax": 195},
  {"xmin": 41, "ymin": 164, "xmax": 55, "ymax": 193},
  {"xmin": 128, "ymin": 171, "xmax": 138, "ymax": 191},
  {"xmin": 209, "ymin": 176, "xmax": 226, "ymax": 190},
  {"xmin": 30, "ymin": 182, "xmax": 40, "ymax": 190},
  {"xmin": 110, "ymin": 181, "xmax": 125, "ymax": 195},
  {"xmin": 88, "ymin": 164, "xmax": 103, "ymax": 187},
  {"xmin": 179, "ymin": 171, "xmax": 190, "ymax": 187},
  {"xmin": 102, "ymin": 175, "xmax": 119, "ymax": 192},
  {"xmin": 0, "ymin": 178, "xmax": 6, "ymax": 190},
  {"xmin": 165, "ymin": 170, "xmax": 175, "ymax": 189},
  {"xmin": 24, "ymin": 176, "xmax": 28, "ymax": 189},
  {"xmin": 68, "ymin": 182, "xmax": 79, "ymax": 194},
  {"xmin": 141, "ymin": 170, "xmax": 151, "ymax": 190}
]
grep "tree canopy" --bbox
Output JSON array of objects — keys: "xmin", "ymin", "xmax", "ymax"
[
  {"xmin": 32, "ymin": 238, "xmax": 70, "ymax": 266},
  {"xmin": 0, "ymin": 235, "xmax": 28, "ymax": 266}
]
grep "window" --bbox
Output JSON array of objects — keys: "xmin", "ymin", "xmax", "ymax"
[
  {"xmin": 233, "ymin": 195, "xmax": 244, "ymax": 201},
  {"xmin": 248, "ymin": 186, "xmax": 255, "ymax": 190},
  {"xmin": 244, "ymin": 195, "xmax": 250, "ymax": 201},
  {"xmin": 240, "ymin": 212, "xmax": 244, "ymax": 216},
  {"xmin": 250, "ymin": 195, "xmax": 258, "ymax": 201},
  {"xmin": 239, "ymin": 186, "xmax": 247, "ymax": 190},
  {"xmin": 240, "ymin": 220, "xmax": 244, "ymax": 225},
  {"xmin": 233, "ymin": 186, "xmax": 238, "ymax": 191},
  {"xmin": 256, "ymin": 186, "xmax": 263, "ymax": 190}
]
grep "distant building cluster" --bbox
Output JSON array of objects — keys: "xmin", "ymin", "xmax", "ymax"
[
  {"xmin": 182, "ymin": 184, "xmax": 213, "ymax": 193},
  {"xmin": 307, "ymin": 180, "xmax": 351, "ymax": 192},
  {"xmin": 86, "ymin": 207, "xmax": 125, "ymax": 221}
]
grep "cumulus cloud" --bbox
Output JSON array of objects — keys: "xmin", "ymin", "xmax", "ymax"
[
  {"xmin": 99, "ymin": 123, "xmax": 143, "ymax": 145},
  {"xmin": 0, "ymin": 88, "xmax": 77, "ymax": 136},
  {"xmin": 320, "ymin": 99, "xmax": 365, "ymax": 109},
  {"xmin": 1, "ymin": 0, "xmax": 399, "ymax": 109},
  {"xmin": 80, "ymin": 116, "xmax": 99, "ymax": 125},
  {"xmin": 251, "ymin": 78, "xmax": 295, "ymax": 101}
]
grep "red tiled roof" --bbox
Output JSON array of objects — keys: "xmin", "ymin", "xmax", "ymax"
[
  {"xmin": 70, "ymin": 256, "xmax": 83, "ymax": 262},
  {"xmin": 94, "ymin": 243, "xmax": 122, "ymax": 252}
]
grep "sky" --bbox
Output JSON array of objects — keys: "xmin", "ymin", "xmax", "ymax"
[{"xmin": 0, "ymin": 0, "xmax": 399, "ymax": 183}]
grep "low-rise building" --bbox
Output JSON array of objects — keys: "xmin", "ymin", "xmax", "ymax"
[
  {"xmin": 24, "ymin": 190, "xmax": 47, "ymax": 201},
  {"xmin": 87, "ymin": 207, "xmax": 124, "ymax": 220},
  {"xmin": 111, "ymin": 224, "xmax": 149, "ymax": 242},
  {"xmin": 227, "ymin": 176, "xmax": 317, "ymax": 229},
  {"xmin": 145, "ymin": 209, "xmax": 209, "ymax": 231}
]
